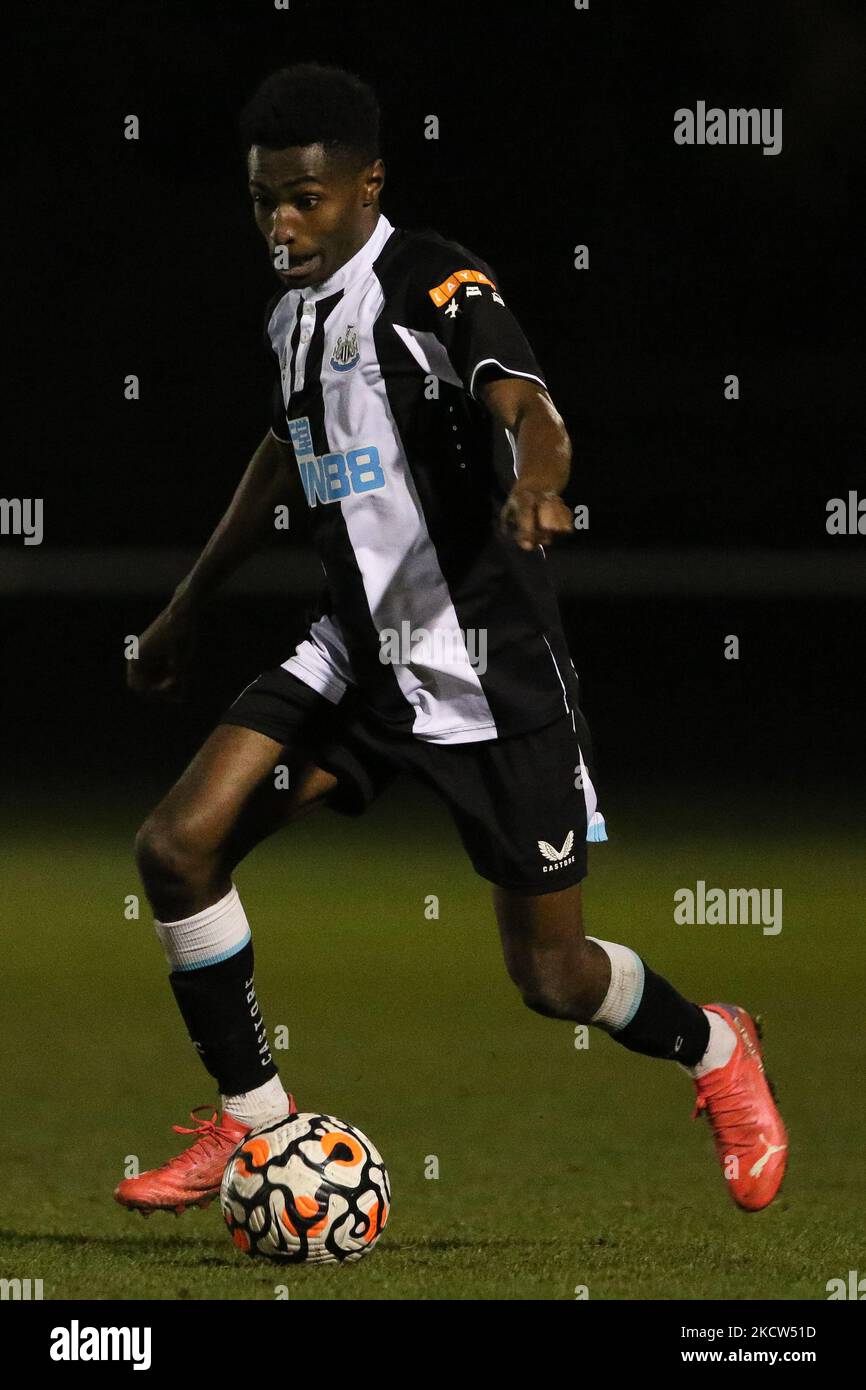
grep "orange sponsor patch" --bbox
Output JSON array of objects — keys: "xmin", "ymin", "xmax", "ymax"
[{"xmin": 428, "ymin": 268, "xmax": 496, "ymax": 307}]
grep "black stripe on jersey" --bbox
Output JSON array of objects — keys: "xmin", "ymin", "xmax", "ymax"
[
  {"xmin": 290, "ymin": 290, "xmax": 412, "ymax": 723},
  {"xmin": 287, "ymin": 299, "xmax": 303, "ymax": 399},
  {"xmin": 370, "ymin": 234, "xmax": 571, "ymax": 735}
]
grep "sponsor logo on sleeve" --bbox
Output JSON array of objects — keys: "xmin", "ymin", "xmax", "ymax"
[{"xmin": 428, "ymin": 268, "xmax": 497, "ymax": 307}]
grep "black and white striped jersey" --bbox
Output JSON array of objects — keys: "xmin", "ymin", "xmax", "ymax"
[{"xmin": 267, "ymin": 212, "xmax": 578, "ymax": 745}]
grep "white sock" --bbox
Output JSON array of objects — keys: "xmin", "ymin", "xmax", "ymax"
[
  {"xmin": 222, "ymin": 1075, "xmax": 292, "ymax": 1129},
  {"xmin": 684, "ymin": 1009, "xmax": 737, "ymax": 1079},
  {"xmin": 154, "ymin": 884, "xmax": 250, "ymax": 972},
  {"xmin": 586, "ymin": 937, "xmax": 645, "ymax": 1031}
]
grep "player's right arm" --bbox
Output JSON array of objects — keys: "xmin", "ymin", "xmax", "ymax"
[{"xmin": 128, "ymin": 429, "xmax": 296, "ymax": 702}]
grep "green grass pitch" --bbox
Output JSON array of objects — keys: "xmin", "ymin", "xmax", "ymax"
[{"xmin": 1, "ymin": 784, "xmax": 863, "ymax": 1300}]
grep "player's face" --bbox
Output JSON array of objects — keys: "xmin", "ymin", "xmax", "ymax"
[{"xmin": 247, "ymin": 143, "xmax": 383, "ymax": 290}]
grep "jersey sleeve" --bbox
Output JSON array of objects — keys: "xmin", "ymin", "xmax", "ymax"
[
  {"xmin": 270, "ymin": 366, "xmax": 290, "ymax": 443},
  {"xmin": 421, "ymin": 262, "xmax": 547, "ymax": 400},
  {"xmin": 263, "ymin": 293, "xmax": 291, "ymax": 443}
]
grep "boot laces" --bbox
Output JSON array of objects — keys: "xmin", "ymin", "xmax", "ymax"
[
  {"xmin": 167, "ymin": 1106, "xmax": 235, "ymax": 1171},
  {"xmin": 692, "ymin": 1083, "xmax": 755, "ymax": 1158}
]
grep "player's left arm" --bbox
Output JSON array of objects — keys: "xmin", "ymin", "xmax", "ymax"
[
  {"xmin": 479, "ymin": 377, "xmax": 574, "ymax": 551},
  {"xmin": 421, "ymin": 258, "xmax": 574, "ymax": 549}
]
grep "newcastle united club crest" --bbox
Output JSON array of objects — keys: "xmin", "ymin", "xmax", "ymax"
[{"xmin": 330, "ymin": 324, "xmax": 360, "ymax": 372}]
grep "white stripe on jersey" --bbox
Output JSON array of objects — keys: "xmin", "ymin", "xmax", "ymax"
[
  {"xmin": 282, "ymin": 613, "xmax": 354, "ymax": 704},
  {"xmin": 390, "ymin": 324, "xmax": 462, "ymax": 388},
  {"xmin": 319, "ymin": 274, "xmax": 498, "ymax": 742},
  {"xmin": 292, "ymin": 297, "xmax": 317, "ymax": 394}
]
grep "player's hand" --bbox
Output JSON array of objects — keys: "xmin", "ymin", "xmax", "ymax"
[
  {"xmin": 500, "ymin": 486, "xmax": 574, "ymax": 551},
  {"xmin": 127, "ymin": 602, "xmax": 198, "ymax": 703}
]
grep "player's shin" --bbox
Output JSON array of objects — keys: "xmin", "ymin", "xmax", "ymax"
[
  {"xmin": 154, "ymin": 884, "xmax": 292, "ymax": 1126},
  {"xmin": 586, "ymin": 937, "xmax": 724, "ymax": 1068}
]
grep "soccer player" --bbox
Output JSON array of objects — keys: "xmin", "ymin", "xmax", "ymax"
[{"xmin": 116, "ymin": 64, "xmax": 787, "ymax": 1218}]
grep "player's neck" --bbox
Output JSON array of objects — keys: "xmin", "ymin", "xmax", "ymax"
[{"xmin": 336, "ymin": 209, "xmax": 382, "ymax": 271}]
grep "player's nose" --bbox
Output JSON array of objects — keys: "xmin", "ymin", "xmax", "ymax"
[{"xmin": 272, "ymin": 204, "xmax": 299, "ymax": 241}]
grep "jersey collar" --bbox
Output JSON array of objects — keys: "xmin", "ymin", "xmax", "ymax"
[{"xmin": 300, "ymin": 213, "xmax": 395, "ymax": 302}]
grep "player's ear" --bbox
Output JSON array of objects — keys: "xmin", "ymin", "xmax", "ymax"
[{"xmin": 361, "ymin": 157, "xmax": 385, "ymax": 206}]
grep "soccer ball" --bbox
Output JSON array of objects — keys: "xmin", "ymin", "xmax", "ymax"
[{"xmin": 220, "ymin": 1111, "xmax": 391, "ymax": 1264}]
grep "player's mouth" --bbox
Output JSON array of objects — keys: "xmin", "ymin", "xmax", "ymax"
[{"xmin": 275, "ymin": 250, "xmax": 323, "ymax": 282}]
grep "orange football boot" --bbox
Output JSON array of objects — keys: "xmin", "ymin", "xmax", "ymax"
[
  {"xmin": 692, "ymin": 1005, "xmax": 787, "ymax": 1212},
  {"xmin": 114, "ymin": 1098, "xmax": 295, "ymax": 1216}
]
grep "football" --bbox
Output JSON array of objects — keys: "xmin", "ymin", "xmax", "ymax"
[{"xmin": 220, "ymin": 1111, "xmax": 391, "ymax": 1264}]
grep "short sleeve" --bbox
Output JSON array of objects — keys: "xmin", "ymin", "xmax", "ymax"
[
  {"xmin": 422, "ymin": 264, "xmax": 547, "ymax": 399},
  {"xmin": 263, "ymin": 293, "xmax": 291, "ymax": 443},
  {"xmin": 270, "ymin": 364, "xmax": 290, "ymax": 443}
]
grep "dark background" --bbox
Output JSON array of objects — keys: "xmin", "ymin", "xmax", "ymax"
[{"xmin": 4, "ymin": 0, "xmax": 864, "ymax": 811}]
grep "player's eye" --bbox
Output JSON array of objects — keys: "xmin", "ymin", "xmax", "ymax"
[{"xmin": 296, "ymin": 195, "xmax": 320, "ymax": 210}]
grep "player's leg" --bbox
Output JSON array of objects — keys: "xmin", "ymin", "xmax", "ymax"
[
  {"xmin": 416, "ymin": 694, "xmax": 788, "ymax": 1212},
  {"xmin": 493, "ymin": 878, "xmax": 788, "ymax": 1210},
  {"xmin": 495, "ymin": 879, "xmax": 707, "ymax": 1061},
  {"xmin": 135, "ymin": 722, "xmax": 334, "ymax": 921},
  {"xmin": 493, "ymin": 881, "xmax": 715, "ymax": 1061},
  {"xmin": 472, "ymin": 706, "xmax": 726, "ymax": 1064},
  {"xmin": 492, "ymin": 882, "xmax": 607, "ymax": 1017},
  {"xmin": 135, "ymin": 726, "xmax": 336, "ymax": 1119},
  {"xmin": 116, "ymin": 723, "xmax": 337, "ymax": 1214}
]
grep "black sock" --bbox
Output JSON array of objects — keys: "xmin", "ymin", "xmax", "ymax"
[
  {"xmin": 610, "ymin": 960, "xmax": 710, "ymax": 1065},
  {"xmin": 169, "ymin": 940, "xmax": 278, "ymax": 1096}
]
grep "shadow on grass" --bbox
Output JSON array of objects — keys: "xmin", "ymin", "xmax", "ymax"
[
  {"xmin": 0, "ymin": 1228, "xmax": 561, "ymax": 1262},
  {"xmin": 0, "ymin": 1229, "xmax": 235, "ymax": 1267}
]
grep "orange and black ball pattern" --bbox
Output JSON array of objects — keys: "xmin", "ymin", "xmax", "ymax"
[{"xmin": 220, "ymin": 1112, "xmax": 391, "ymax": 1264}]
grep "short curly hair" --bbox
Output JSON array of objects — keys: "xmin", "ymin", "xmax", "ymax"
[{"xmin": 240, "ymin": 63, "xmax": 380, "ymax": 165}]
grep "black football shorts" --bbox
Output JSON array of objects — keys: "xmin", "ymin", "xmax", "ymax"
[{"xmin": 220, "ymin": 667, "xmax": 606, "ymax": 894}]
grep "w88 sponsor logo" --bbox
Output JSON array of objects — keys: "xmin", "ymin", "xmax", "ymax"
[
  {"xmin": 300, "ymin": 447, "xmax": 384, "ymax": 507},
  {"xmin": 288, "ymin": 417, "xmax": 385, "ymax": 508}
]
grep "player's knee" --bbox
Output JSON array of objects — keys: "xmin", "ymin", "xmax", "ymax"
[
  {"xmin": 513, "ymin": 948, "xmax": 600, "ymax": 1023},
  {"xmin": 519, "ymin": 981, "xmax": 582, "ymax": 1021},
  {"xmin": 134, "ymin": 810, "xmax": 214, "ymax": 897}
]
